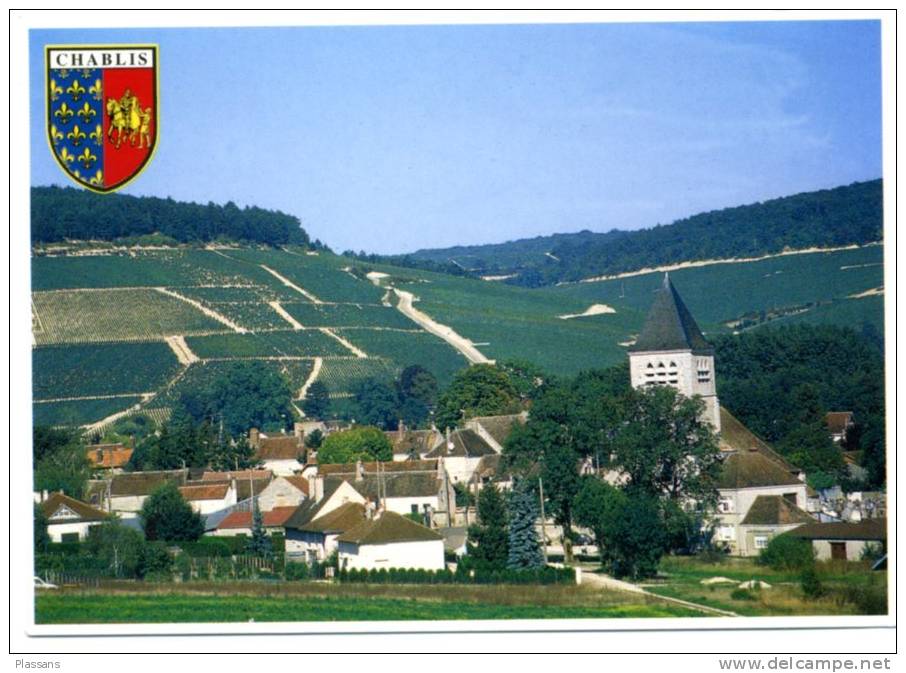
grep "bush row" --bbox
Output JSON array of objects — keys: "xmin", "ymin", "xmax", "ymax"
[{"xmin": 337, "ymin": 565, "xmax": 575, "ymax": 585}]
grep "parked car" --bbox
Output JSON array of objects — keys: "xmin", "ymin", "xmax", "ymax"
[{"xmin": 34, "ymin": 576, "xmax": 58, "ymax": 590}]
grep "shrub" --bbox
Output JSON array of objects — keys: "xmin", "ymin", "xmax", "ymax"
[
  {"xmin": 757, "ymin": 534, "xmax": 815, "ymax": 571},
  {"xmin": 284, "ymin": 561, "xmax": 311, "ymax": 581},
  {"xmin": 731, "ymin": 587, "xmax": 757, "ymax": 601},
  {"xmin": 860, "ymin": 542, "xmax": 886, "ymax": 563},
  {"xmin": 800, "ymin": 566, "xmax": 824, "ymax": 599}
]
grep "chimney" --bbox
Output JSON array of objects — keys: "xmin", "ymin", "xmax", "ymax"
[
  {"xmin": 397, "ymin": 422, "xmax": 404, "ymax": 440},
  {"xmin": 293, "ymin": 422, "xmax": 304, "ymax": 440},
  {"xmin": 355, "ymin": 459, "xmax": 364, "ymax": 482},
  {"xmin": 436, "ymin": 455, "xmax": 445, "ymax": 479},
  {"xmin": 365, "ymin": 499, "xmax": 376, "ymax": 520},
  {"xmin": 313, "ymin": 474, "xmax": 324, "ymax": 502},
  {"xmin": 249, "ymin": 428, "xmax": 260, "ymax": 448}
]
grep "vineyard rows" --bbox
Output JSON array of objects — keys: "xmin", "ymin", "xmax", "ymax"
[{"xmin": 33, "ymin": 342, "xmax": 181, "ymax": 399}]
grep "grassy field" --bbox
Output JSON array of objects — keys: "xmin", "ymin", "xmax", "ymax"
[
  {"xmin": 645, "ymin": 556, "xmax": 888, "ymax": 617},
  {"xmin": 35, "ymin": 581, "xmax": 701, "ymax": 623}
]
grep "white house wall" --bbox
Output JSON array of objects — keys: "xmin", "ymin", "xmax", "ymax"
[
  {"xmin": 338, "ymin": 539, "xmax": 445, "ymax": 571},
  {"xmin": 47, "ymin": 521, "xmax": 99, "ymax": 542}
]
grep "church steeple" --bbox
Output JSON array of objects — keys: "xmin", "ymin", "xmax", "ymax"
[
  {"xmin": 627, "ymin": 274, "xmax": 721, "ymax": 431},
  {"xmin": 629, "ymin": 273, "xmax": 712, "ymax": 355}
]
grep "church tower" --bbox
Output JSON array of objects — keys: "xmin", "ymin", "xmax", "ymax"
[{"xmin": 628, "ymin": 274, "xmax": 721, "ymax": 432}]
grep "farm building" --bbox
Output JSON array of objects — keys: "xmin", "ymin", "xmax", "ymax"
[
  {"xmin": 39, "ymin": 492, "xmax": 109, "ymax": 542},
  {"xmin": 791, "ymin": 518, "xmax": 887, "ymax": 561},
  {"xmin": 337, "ymin": 511, "xmax": 445, "ymax": 572}
]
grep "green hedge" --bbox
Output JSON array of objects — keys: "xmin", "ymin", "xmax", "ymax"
[{"xmin": 337, "ymin": 565, "xmax": 575, "ymax": 585}]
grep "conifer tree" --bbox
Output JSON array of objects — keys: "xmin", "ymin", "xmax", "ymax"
[
  {"xmin": 247, "ymin": 498, "xmax": 271, "ymax": 557},
  {"xmin": 506, "ymin": 478, "xmax": 544, "ymax": 570}
]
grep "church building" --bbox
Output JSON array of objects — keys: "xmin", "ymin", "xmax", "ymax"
[
  {"xmin": 628, "ymin": 274, "xmax": 814, "ymax": 555},
  {"xmin": 628, "ymin": 273, "xmax": 721, "ymax": 431}
]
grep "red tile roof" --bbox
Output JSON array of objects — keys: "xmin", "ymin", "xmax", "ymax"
[
  {"xmin": 86, "ymin": 444, "xmax": 134, "ymax": 469},
  {"xmin": 216, "ymin": 506, "xmax": 297, "ymax": 530},
  {"xmin": 179, "ymin": 483, "xmax": 230, "ymax": 501}
]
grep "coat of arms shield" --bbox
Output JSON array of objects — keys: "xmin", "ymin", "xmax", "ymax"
[{"xmin": 46, "ymin": 45, "xmax": 158, "ymax": 193}]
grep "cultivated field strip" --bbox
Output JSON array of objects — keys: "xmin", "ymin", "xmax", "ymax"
[{"xmin": 32, "ymin": 288, "xmax": 229, "ymax": 345}]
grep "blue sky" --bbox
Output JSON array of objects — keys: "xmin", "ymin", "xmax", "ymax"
[{"xmin": 29, "ymin": 21, "xmax": 882, "ymax": 254}]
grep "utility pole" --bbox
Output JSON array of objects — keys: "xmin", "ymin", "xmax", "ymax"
[{"xmin": 538, "ymin": 477, "xmax": 548, "ymax": 564}]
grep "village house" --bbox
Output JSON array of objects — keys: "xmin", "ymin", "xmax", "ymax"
[
  {"xmin": 210, "ymin": 505, "xmax": 298, "ymax": 538},
  {"xmin": 86, "ymin": 468, "xmax": 188, "ymax": 515},
  {"xmin": 791, "ymin": 518, "xmax": 887, "ymax": 561},
  {"xmin": 249, "ymin": 427, "xmax": 305, "ymax": 475},
  {"xmin": 254, "ymin": 475, "xmax": 310, "ymax": 511},
  {"xmin": 384, "ymin": 428, "xmax": 443, "ymax": 461},
  {"xmin": 284, "ymin": 500, "xmax": 367, "ymax": 563},
  {"xmin": 85, "ymin": 443, "xmax": 133, "ymax": 473},
  {"xmin": 201, "ymin": 469, "xmax": 274, "ymax": 501},
  {"xmin": 627, "ymin": 274, "xmax": 817, "ymax": 555},
  {"xmin": 424, "ymin": 428, "xmax": 498, "ymax": 484},
  {"xmin": 284, "ymin": 479, "xmax": 368, "ymax": 561},
  {"xmin": 178, "ymin": 482, "xmax": 237, "ymax": 515},
  {"xmin": 38, "ymin": 492, "xmax": 109, "ymax": 542},
  {"xmin": 336, "ymin": 510, "xmax": 445, "ymax": 571},
  {"xmin": 315, "ymin": 459, "xmax": 455, "ymax": 527},
  {"xmin": 464, "ymin": 413, "xmax": 527, "ymax": 453},
  {"xmin": 825, "ymin": 411, "xmax": 855, "ymax": 444}
]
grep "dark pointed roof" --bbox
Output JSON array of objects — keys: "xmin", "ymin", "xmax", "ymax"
[{"xmin": 629, "ymin": 274, "xmax": 713, "ymax": 354}]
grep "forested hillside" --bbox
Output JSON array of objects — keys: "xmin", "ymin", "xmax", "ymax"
[
  {"xmin": 712, "ymin": 324, "xmax": 885, "ymax": 488},
  {"xmin": 31, "ymin": 186, "xmax": 316, "ymax": 247},
  {"xmin": 366, "ymin": 180, "xmax": 882, "ymax": 286}
]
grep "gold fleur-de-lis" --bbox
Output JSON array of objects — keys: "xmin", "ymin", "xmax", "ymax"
[
  {"xmin": 54, "ymin": 102, "xmax": 74, "ymax": 124},
  {"xmin": 57, "ymin": 68, "xmax": 70, "ymax": 79},
  {"xmin": 66, "ymin": 79, "xmax": 86, "ymax": 101},
  {"xmin": 58, "ymin": 146, "xmax": 75, "ymax": 164},
  {"xmin": 89, "ymin": 78, "xmax": 103, "ymax": 101},
  {"xmin": 89, "ymin": 170, "xmax": 104, "ymax": 186},
  {"xmin": 77, "ymin": 102, "xmax": 96, "ymax": 124},
  {"xmin": 49, "ymin": 79, "xmax": 62, "ymax": 102},
  {"xmin": 76, "ymin": 147, "xmax": 97, "ymax": 169},
  {"xmin": 89, "ymin": 124, "xmax": 103, "ymax": 146},
  {"xmin": 66, "ymin": 124, "xmax": 87, "ymax": 147},
  {"xmin": 81, "ymin": 68, "xmax": 93, "ymax": 78},
  {"xmin": 50, "ymin": 124, "xmax": 64, "ymax": 145}
]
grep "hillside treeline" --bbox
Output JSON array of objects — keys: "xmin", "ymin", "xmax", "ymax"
[
  {"xmin": 31, "ymin": 186, "xmax": 315, "ymax": 247},
  {"xmin": 360, "ymin": 180, "xmax": 882, "ymax": 287}
]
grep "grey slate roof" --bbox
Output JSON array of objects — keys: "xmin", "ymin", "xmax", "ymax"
[{"xmin": 629, "ymin": 274, "xmax": 713, "ymax": 354}]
